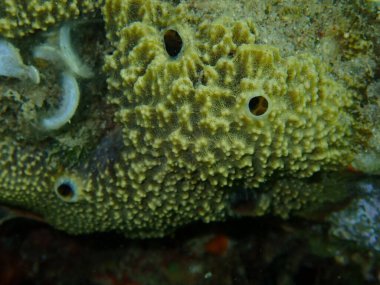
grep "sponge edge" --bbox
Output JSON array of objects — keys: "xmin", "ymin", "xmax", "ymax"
[
  {"xmin": 352, "ymin": 151, "xmax": 380, "ymax": 175},
  {"xmin": 352, "ymin": 127, "xmax": 380, "ymax": 175},
  {"xmin": 41, "ymin": 72, "xmax": 80, "ymax": 130},
  {"xmin": 0, "ymin": 0, "xmax": 104, "ymax": 38}
]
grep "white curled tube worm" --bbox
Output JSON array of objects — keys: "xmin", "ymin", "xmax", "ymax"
[
  {"xmin": 59, "ymin": 24, "xmax": 94, "ymax": 79},
  {"xmin": 0, "ymin": 39, "xmax": 40, "ymax": 83},
  {"xmin": 41, "ymin": 72, "xmax": 80, "ymax": 130},
  {"xmin": 33, "ymin": 24, "xmax": 94, "ymax": 79}
]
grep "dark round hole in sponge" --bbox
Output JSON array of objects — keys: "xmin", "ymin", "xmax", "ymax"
[
  {"xmin": 164, "ymin": 29, "xmax": 183, "ymax": 57},
  {"xmin": 248, "ymin": 96, "xmax": 269, "ymax": 116},
  {"xmin": 57, "ymin": 182, "xmax": 75, "ymax": 199}
]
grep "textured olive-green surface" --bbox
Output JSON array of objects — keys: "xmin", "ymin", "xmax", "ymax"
[
  {"xmin": 0, "ymin": 0, "xmax": 378, "ymax": 237},
  {"xmin": 0, "ymin": 0, "xmax": 103, "ymax": 38}
]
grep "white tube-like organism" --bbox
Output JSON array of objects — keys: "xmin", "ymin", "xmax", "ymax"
[
  {"xmin": 0, "ymin": 39, "xmax": 40, "ymax": 84},
  {"xmin": 33, "ymin": 24, "xmax": 93, "ymax": 79},
  {"xmin": 41, "ymin": 72, "xmax": 80, "ymax": 130},
  {"xmin": 59, "ymin": 24, "xmax": 94, "ymax": 79},
  {"xmin": 33, "ymin": 44, "xmax": 62, "ymax": 65}
]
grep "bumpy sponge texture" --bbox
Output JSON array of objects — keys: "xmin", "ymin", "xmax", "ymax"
[
  {"xmin": 0, "ymin": 0, "xmax": 103, "ymax": 38},
  {"xmin": 0, "ymin": 0, "xmax": 359, "ymax": 238},
  {"xmin": 97, "ymin": 0, "xmax": 356, "ymax": 236},
  {"xmin": 0, "ymin": 139, "xmax": 54, "ymax": 208},
  {"xmin": 0, "ymin": 139, "xmax": 115, "ymax": 235}
]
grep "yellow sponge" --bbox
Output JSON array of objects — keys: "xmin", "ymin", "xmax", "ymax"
[
  {"xmin": 0, "ymin": 0, "xmax": 364, "ymax": 238},
  {"xmin": 0, "ymin": 0, "xmax": 103, "ymax": 38}
]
